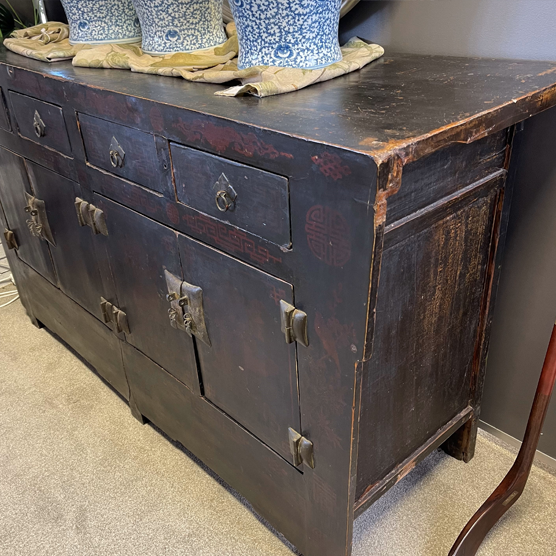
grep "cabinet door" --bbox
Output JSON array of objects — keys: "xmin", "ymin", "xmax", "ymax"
[
  {"xmin": 25, "ymin": 162, "xmax": 106, "ymax": 320},
  {"xmin": 178, "ymin": 235, "xmax": 301, "ymax": 462},
  {"xmin": 0, "ymin": 146, "xmax": 56, "ymax": 283},
  {"xmin": 93, "ymin": 195, "xmax": 200, "ymax": 393}
]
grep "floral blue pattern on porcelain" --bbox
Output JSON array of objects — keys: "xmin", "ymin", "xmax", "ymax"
[
  {"xmin": 60, "ymin": 0, "xmax": 142, "ymax": 45},
  {"xmin": 131, "ymin": 0, "xmax": 227, "ymax": 55},
  {"xmin": 230, "ymin": 0, "xmax": 342, "ymax": 70}
]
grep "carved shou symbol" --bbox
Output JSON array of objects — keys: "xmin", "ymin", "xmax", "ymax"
[{"xmin": 305, "ymin": 205, "xmax": 351, "ymax": 267}]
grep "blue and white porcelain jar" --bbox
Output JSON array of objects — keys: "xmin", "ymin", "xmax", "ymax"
[
  {"xmin": 131, "ymin": 0, "xmax": 227, "ymax": 55},
  {"xmin": 230, "ymin": 0, "xmax": 342, "ymax": 70},
  {"xmin": 60, "ymin": 0, "xmax": 142, "ymax": 44}
]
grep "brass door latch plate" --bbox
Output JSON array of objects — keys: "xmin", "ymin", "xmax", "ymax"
[
  {"xmin": 164, "ymin": 269, "xmax": 211, "ymax": 347},
  {"xmin": 3, "ymin": 228, "xmax": 18, "ymax": 250},
  {"xmin": 24, "ymin": 192, "xmax": 55, "ymax": 245},
  {"xmin": 100, "ymin": 297, "xmax": 130, "ymax": 334}
]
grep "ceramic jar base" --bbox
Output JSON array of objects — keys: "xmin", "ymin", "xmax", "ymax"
[
  {"xmin": 61, "ymin": 0, "xmax": 142, "ymax": 45},
  {"xmin": 231, "ymin": 0, "xmax": 343, "ymax": 70},
  {"xmin": 132, "ymin": 0, "xmax": 227, "ymax": 56}
]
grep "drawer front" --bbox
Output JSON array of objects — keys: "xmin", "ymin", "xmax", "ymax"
[
  {"xmin": 9, "ymin": 91, "xmax": 72, "ymax": 156},
  {"xmin": 79, "ymin": 113, "xmax": 171, "ymax": 196},
  {"xmin": 171, "ymin": 143, "xmax": 291, "ymax": 247}
]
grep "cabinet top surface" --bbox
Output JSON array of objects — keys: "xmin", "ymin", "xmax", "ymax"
[{"xmin": 2, "ymin": 47, "xmax": 556, "ymax": 164}]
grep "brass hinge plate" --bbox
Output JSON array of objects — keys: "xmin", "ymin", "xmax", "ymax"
[
  {"xmin": 75, "ymin": 197, "xmax": 108, "ymax": 236},
  {"xmin": 3, "ymin": 228, "xmax": 18, "ymax": 250},
  {"xmin": 100, "ymin": 297, "xmax": 129, "ymax": 334},
  {"xmin": 280, "ymin": 300, "xmax": 309, "ymax": 347},
  {"xmin": 289, "ymin": 428, "xmax": 315, "ymax": 469},
  {"xmin": 164, "ymin": 269, "xmax": 211, "ymax": 347}
]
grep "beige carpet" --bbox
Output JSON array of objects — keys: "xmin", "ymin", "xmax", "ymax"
[{"xmin": 1, "ymin": 292, "xmax": 556, "ymax": 556}]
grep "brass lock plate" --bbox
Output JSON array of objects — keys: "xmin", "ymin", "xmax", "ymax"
[
  {"xmin": 24, "ymin": 192, "xmax": 55, "ymax": 246},
  {"xmin": 164, "ymin": 269, "xmax": 211, "ymax": 347}
]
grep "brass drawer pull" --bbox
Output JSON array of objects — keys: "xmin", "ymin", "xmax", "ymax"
[
  {"xmin": 109, "ymin": 136, "xmax": 125, "ymax": 168},
  {"xmin": 213, "ymin": 173, "xmax": 237, "ymax": 213},
  {"xmin": 215, "ymin": 189, "xmax": 235, "ymax": 212},
  {"xmin": 33, "ymin": 110, "xmax": 45, "ymax": 138}
]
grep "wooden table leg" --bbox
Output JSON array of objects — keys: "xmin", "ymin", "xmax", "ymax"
[{"xmin": 449, "ymin": 321, "xmax": 556, "ymax": 556}]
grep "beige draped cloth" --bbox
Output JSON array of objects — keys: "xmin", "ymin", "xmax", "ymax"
[{"xmin": 4, "ymin": 22, "xmax": 384, "ymax": 97}]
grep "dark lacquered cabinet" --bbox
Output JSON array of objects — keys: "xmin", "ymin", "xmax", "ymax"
[{"xmin": 1, "ymin": 48, "xmax": 556, "ymax": 556}]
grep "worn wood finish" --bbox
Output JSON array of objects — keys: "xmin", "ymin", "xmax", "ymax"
[
  {"xmin": 93, "ymin": 195, "xmax": 201, "ymax": 394},
  {"xmin": 178, "ymin": 232, "xmax": 300, "ymax": 462},
  {"xmin": 0, "ymin": 145, "xmax": 57, "ymax": 284},
  {"xmin": 171, "ymin": 143, "xmax": 291, "ymax": 247},
  {"xmin": 78, "ymin": 113, "xmax": 173, "ymax": 197},
  {"xmin": 25, "ymin": 160, "xmax": 106, "ymax": 320},
  {"xmin": 2, "ymin": 48, "xmax": 556, "ymax": 556},
  {"xmin": 0, "ymin": 87, "xmax": 10, "ymax": 131},
  {"xmin": 449, "ymin": 322, "xmax": 556, "ymax": 556},
  {"xmin": 9, "ymin": 91, "xmax": 72, "ymax": 157}
]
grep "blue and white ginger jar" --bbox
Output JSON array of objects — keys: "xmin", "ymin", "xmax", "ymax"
[
  {"xmin": 230, "ymin": 0, "xmax": 342, "ymax": 70},
  {"xmin": 131, "ymin": 0, "xmax": 227, "ymax": 55},
  {"xmin": 60, "ymin": 0, "xmax": 142, "ymax": 45}
]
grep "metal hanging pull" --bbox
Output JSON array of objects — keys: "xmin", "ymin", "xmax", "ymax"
[
  {"xmin": 280, "ymin": 300, "xmax": 309, "ymax": 347},
  {"xmin": 75, "ymin": 197, "xmax": 108, "ymax": 236},
  {"xmin": 24, "ymin": 192, "xmax": 55, "ymax": 245},
  {"xmin": 288, "ymin": 428, "xmax": 315, "ymax": 469},
  {"xmin": 33, "ymin": 110, "xmax": 45, "ymax": 138},
  {"xmin": 213, "ymin": 173, "xmax": 237, "ymax": 213},
  {"xmin": 109, "ymin": 136, "xmax": 125, "ymax": 168},
  {"xmin": 164, "ymin": 269, "xmax": 211, "ymax": 347}
]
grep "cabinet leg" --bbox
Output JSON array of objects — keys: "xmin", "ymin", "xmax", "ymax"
[
  {"xmin": 442, "ymin": 415, "xmax": 478, "ymax": 463},
  {"xmin": 129, "ymin": 393, "xmax": 147, "ymax": 425}
]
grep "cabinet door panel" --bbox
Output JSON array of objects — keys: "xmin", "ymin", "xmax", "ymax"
[
  {"xmin": 178, "ymin": 234, "xmax": 301, "ymax": 462},
  {"xmin": 93, "ymin": 195, "xmax": 200, "ymax": 393},
  {"xmin": 0, "ymin": 146, "xmax": 56, "ymax": 283},
  {"xmin": 25, "ymin": 162, "xmax": 106, "ymax": 320}
]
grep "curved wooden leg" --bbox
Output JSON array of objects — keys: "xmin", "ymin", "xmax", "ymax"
[{"xmin": 449, "ymin": 322, "xmax": 556, "ymax": 556}]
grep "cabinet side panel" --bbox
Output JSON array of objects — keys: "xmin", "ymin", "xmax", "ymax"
[{"xmin": 356, "ymin": 182, "xmax": 499, "ymax": 500}]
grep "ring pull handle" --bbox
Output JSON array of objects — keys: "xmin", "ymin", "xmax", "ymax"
[
  {"xmin": 33, "ymin": 110, "xmax": 46, "ymax": 138},
  {"xmin": 212, "ymin": 173, "xmax": 237, "ymax": 213},
  {"xmin": 215, "ymin": 189, "xmax": 235, "ymax": 212},
  {"xmin": 109, "ymin": 136, "xmax": 125, "ymax": 168}
]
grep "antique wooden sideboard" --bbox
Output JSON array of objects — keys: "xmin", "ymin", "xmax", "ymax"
[{"xmin": 1, "ymin": 49, "xmax": 556, "ymax": 556}]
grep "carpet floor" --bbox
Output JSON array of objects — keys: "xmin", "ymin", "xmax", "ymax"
[{"xmin": 1, "ymin": 293, "xmax": 555, "ymax": 556}]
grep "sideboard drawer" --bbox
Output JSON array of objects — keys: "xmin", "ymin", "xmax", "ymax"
[
  {"xmin": 171, "ymin": 143, "xmax": 291, "ymax": 248},
  {"xmin": 9, "ymin": 91, "xmax": 72, "ymax": 156},
  {"xmin": 79, "ymin": 113, "xmax": 171, "ymax": 196}
]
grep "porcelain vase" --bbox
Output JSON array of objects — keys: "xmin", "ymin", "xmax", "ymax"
[
  {"xmin": 131, "ymin": 0, "xmax": 227, "ymax": 55},
  {"xmin": 230, "ymin": 0, "xmax": 342, "ymax": 70},
  {"xmin": 60, "ymin": 0, "xmax": 142, "ymax": 44}
]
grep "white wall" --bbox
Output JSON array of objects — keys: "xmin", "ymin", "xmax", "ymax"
[{"xmin": 340, "ymin": 0, "xmax": 556, "ymax": 61}]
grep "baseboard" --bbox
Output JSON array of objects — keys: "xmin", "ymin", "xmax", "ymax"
[{"xmin": 479, "ymin": 420, "xmax": 556, "ymax": 474}]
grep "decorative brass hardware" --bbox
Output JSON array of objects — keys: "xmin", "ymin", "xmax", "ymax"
[
  {"xmin": 24, "ymin": 192, "xmax": 55, "ymax": 245},
  {"xmin": 164, "ymin": 269, "xmax": 211, "ymax": 346},
  {"xmin": 75, "ymin": 197, "xmax": 108, "ymax": 236},
  {"xmin": 33, "ymin": 110, "xmax": 45, "ymax": 138},
  {"xmin": 100, "ymin": 297, "xmax": 129, "ymax": 334},
  {"xmin": 289, "ymin": 428, "xmax": 315, "ymax": 469},
  {"xmin": 280, "ymin": 300, "xmax": 309, "ymax": 347},
  {"xmin": 213, "ymin": 173, "xmax": 237, "ymax": 212},
  {"xmin": 109, "ymin": 136, "xmax": 125, "ymax": 168},
  {"xmin": 3, "ymin": 229, "xmax": 18, "ymax": 250}
]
